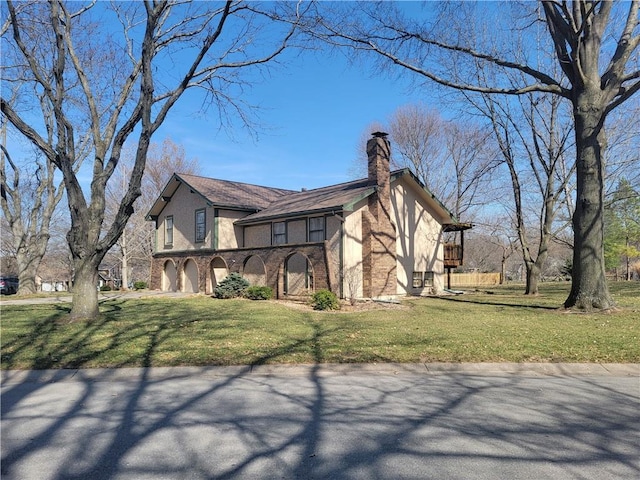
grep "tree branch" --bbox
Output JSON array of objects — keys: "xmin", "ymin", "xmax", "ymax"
[{"xmin": 0, "ymin": 99, "xmax": 56, "ymax": 160}]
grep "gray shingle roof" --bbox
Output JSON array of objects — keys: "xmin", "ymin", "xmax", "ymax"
[
  {"xmin": 147, "ymin": 168, "xmax": 461, "ymax": 228},
  {"xmin": 177, "ymin": 173, "xmax": 295, "ymax": 211},
  {"xmin": 235, "ymin": 177, "xmax": 376, "ymax": 225}
]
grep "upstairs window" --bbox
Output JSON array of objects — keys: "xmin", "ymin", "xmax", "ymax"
[
  {"xmin": 195, "ymin": 209, "xmax": 206, "ymax": 243},
  {"xmin": 309, "ymin": 217, "xmax": 325, "ymax": 242},
  {"xmin": 273, "ymin": 221, "xmax": 286, "ymax": 245},
  {"xmin": 165, "ymin": 216, "xmax": 173, "ymax": 246}
]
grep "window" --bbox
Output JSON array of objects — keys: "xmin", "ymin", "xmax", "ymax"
[
  {"xmin": 413, "ymin": 271, "xmax": 435, "ymax": 288},
  {"xmin": 424, "ymin": 271, "xmax": 434, "ymax": 287},
  {"xmin": 165, "ymin": 216, "xmax": 173, "ymax": 246},
  {"xmin": 309, "ymin": 217, "xmax": 325, "ymax": 242},
  {"xmin": 195, "ymin": 209, "xmax": 206, "ymax": 243},
  {"xmin": 273, "ymin": 221, "xmax": 286, "ymax": 245}
]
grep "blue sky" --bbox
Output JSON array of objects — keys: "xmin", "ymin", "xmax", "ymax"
[
  {"xmin": 2, "ymin": 1, "xmax": 445, "ymax": 193},
  {"xmin": 155, "ymin": 48, "xmax": 433, "ymax": 191}
]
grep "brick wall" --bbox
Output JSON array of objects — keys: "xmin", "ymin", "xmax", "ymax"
[{"xmin": 150, "ymin": 242, "xmax": 334, "ymax": 298}]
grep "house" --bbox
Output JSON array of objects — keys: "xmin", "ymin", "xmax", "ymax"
[
  {"xmin": 97, "ymin": 266, "xmax": 118, "ymax": 290},
  {"xmin": 146, "ymin": 132, "xmax": 471, "ymax": 299}
]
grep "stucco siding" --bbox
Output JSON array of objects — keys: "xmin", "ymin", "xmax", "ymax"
[
  {"xmin": 244, "ymin": 224, "xmax": 271, "ymax": 247},
  {"xmin": 156, "ymin": 183, "xmax": 212, "ymax": 252},
  {"xmin": 392, "ymin": 179, "xmax": 444, "ymax": 295},
  {"xmin": 325, "ymin": 215, "xmax": 341, "ymax": 295},
  {"xmin": 287, "ymin": 219, "xmax": 307, "ymax": 244},
  {"xmin": 326, "ymin": 215, "xmax": 341, "ymax": 246},
  {"xmin": 216, "ymin": 209, "xmax": 247, "ymax": 250},
  {"xmin": 342, "ymin": 199, "xmax": 367, "ymax": 299}
]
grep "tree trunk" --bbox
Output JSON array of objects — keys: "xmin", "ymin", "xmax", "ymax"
[
  {"xmin": 121, "ymin": 232, "xmax": 129, "ymax": 290},
  {"xmin": 122, "ymin": 254, "xmax": 129, "ymax": 290},
  {"xmin": 15, "ymin": 246, "xmax": 41, "ymax": 295},
  {"xmin": 15, "ymin": 259, "xmax": 38, "ymax": 295},
  {"xmin": 525, "ymin": 262, "xmax": 540, "ymax": 295},
  {"xmin": 564, "ymin": 99, "xmax": 614, "ymax": 310},
  {"xmin": 69, "ymin": 257, "xmax": 100, "ymax": 321},
  {"xmin": 625, "ymin": 236, "xmax": 631, "ymax": 281}
]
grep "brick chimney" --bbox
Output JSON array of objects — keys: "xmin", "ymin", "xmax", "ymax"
[
  {"xmin": 362, "ymin": 132, "xmax": 397, "ymax": 299},
  {"xmin": 367, "ymin": 131, "xmax": 391, "ymax": 220}
]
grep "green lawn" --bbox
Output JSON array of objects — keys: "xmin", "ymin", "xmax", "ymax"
[{"xmin": 1, "ymin": 282, "xmax": 638, "ymax": 370}]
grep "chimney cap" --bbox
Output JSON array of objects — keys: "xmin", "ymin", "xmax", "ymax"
[{"xmin": 371, "ymin": 131, "xmax": 388, "ymax": 138}]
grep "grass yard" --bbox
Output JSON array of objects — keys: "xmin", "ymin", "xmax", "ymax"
[{"xmin": 1, "ymin": 282, "xmax": 638, "ymax": 370}]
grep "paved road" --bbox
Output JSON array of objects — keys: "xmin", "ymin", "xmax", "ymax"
[{"xmin": 1, "ymin": 363, "xmax": 638, "ymax": 480}]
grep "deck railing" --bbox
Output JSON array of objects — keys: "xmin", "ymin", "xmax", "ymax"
[{"xmin": 444, "ymin": 243, "xmax": 463, "ymax": 268}]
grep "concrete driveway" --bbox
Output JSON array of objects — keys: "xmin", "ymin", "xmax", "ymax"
[{"xmin": 1, "ymin": 363, "xmax": 638, "ymax": 479}]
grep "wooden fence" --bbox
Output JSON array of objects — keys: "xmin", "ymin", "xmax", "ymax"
[{"xmin": 449, "ymin": 272, "xmax": 501, "ymax": 287}]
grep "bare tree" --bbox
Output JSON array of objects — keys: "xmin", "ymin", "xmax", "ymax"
[
  {"xmin": 439, "ymin": 120, "xmax": 499, "ymax": 222},
  {"xmin": 1, "ymin": 10, "xmax": 87, "ymax": 295},
  {"xmin": 105, "ymin": 137, "xmax": 200, "ymax": 289},
  {"xmin": 465, "ymin": 88, "xmax": 576, "ymax": 294},
  {"xmin": 387, "ymin": 104, "xmax": 447, "ymax": 196},
  {"xmin": 0, "ymin": 141, "xmax": 68, "ymax": 294},
  {"xmin": 309, "ymin": 0, "xmax": 640, "ymax": 310},
  {"xmin": 603, "ymin": 101, "xmax": 640, "ymax": 197},
  {"xmin": 2, "ymin": 0, "xmax": 302, "ymax": 320}
]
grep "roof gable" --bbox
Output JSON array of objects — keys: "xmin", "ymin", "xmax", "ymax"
[
  {"xmin": 146, "ymin": 173, "xmax": 295, "ymax": 220},
  {"xmin": 391, "ymin": 169, "xmax": 472, "ymax": 230},
  {"xmin": 180, "ymin": 174, "xmax": 295, "ymax": 209},
  {"xmin": 391, "ymin": 169, "xmax": 454, "ymax": 222}
]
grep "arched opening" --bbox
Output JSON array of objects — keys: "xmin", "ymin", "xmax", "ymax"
[
  {"xmin": 182, "ymin": 258, "xmax": 199, "ymax": 293},
  {"xmin": 285, "ymin": 252, "xmax": 314, "ymax": 296},
  {"xmin": 162, "ymin": 260, "xmax": 177, "ymax": 292},
  {"xmin": 209, "ymin": 257, "xmax": 228, "ymax": 294},
  {"xmin": 243, "ymin": 255, "xmax": 267, "ymax": 286}
]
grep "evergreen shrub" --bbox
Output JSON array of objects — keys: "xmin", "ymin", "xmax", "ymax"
[{"xmin": 214, "ymin": 273, "xmax": 249, "ymax": 299}]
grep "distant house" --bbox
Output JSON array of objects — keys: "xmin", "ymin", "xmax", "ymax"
[
  {"xmin": 97, "ymin": 267, "xmax": 117, "ymax": 290},
  {"xmin": 146, "ymin": 133, "xmax": 471, "ymax": 300}
]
